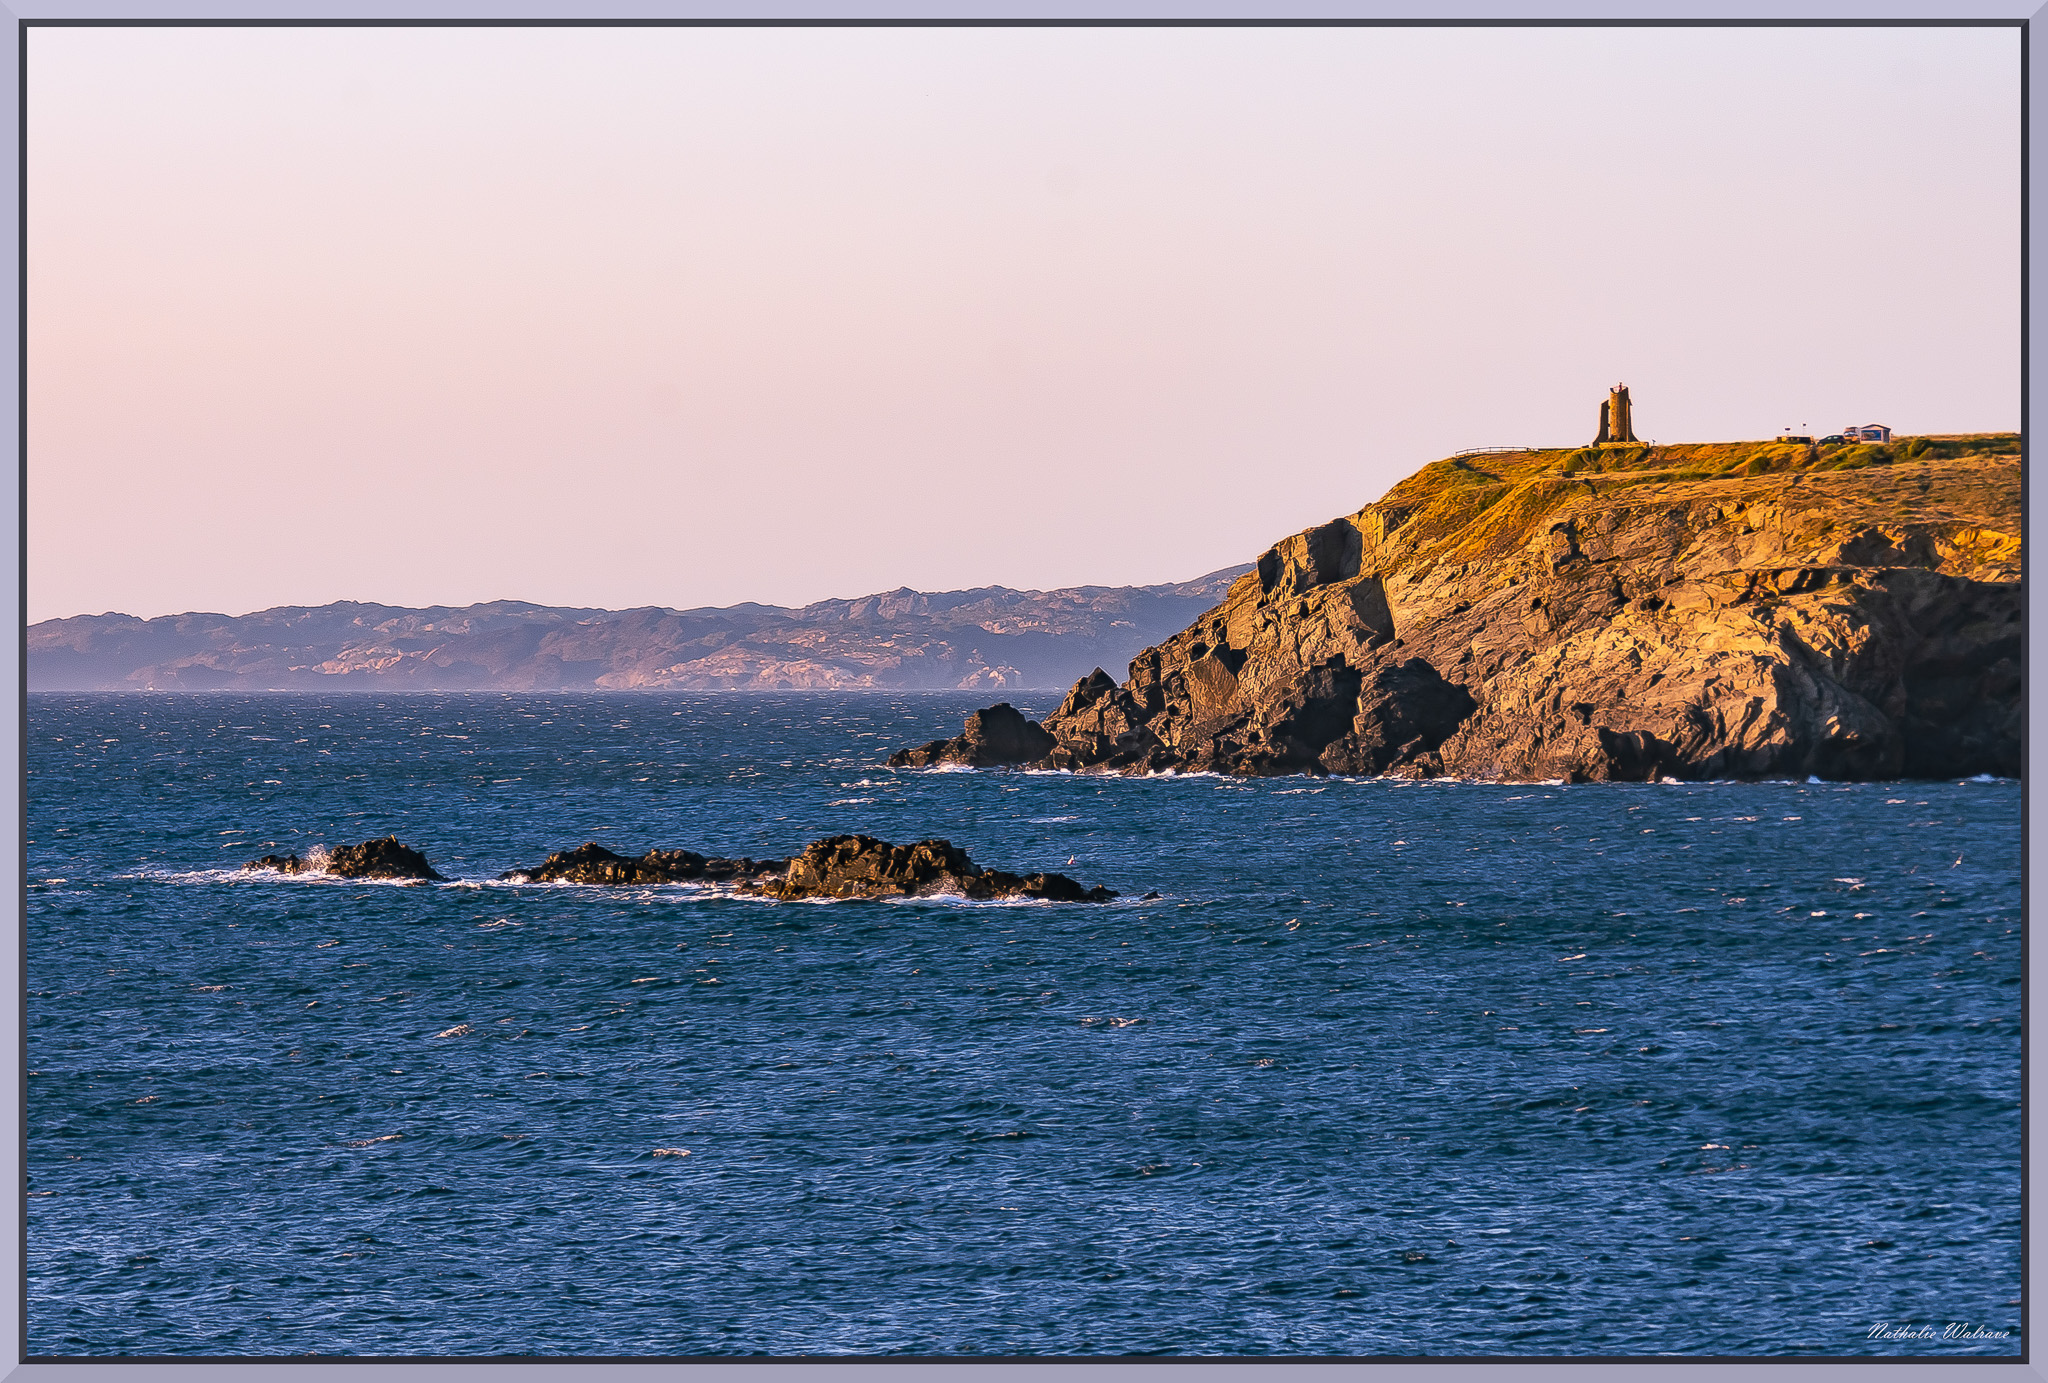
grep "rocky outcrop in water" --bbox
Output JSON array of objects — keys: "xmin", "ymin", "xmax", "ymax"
[
  {"xmin": 887, "ymin": 703, "xmax": 1056, "ymax": 769},
  {"xmin": 243, "ymin": 835, "xmax": 446, "ymax": 882},
  {"xmin": 892, "ymin": 434, "xmax": 2021, "ymax": 782},
  {"xmin": 239, "ymin": 833, "xmax": 1112, "ymax": 898},
  {"xmin": 744, "ymin": 834, "xmax": 1115, "ymax": 902},
  {"xmin": 499, "ymin": 842, "xmax": 778, "ymax": 885},
  {"xmin": 492, "ymin": 835, "xmax": 1114, "ymax": 901}
]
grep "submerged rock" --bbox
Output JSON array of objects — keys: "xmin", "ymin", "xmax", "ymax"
[
  {"xmin": 499, "ymin": 842, "xmax": 780, "ymax": 885},
  {"xmin": 243, "ymin": 835, "xmax": 446, "ymax": 882},
  {"xmin": 745, "ymin": 834, "xmax": 1114, "ymax": 902},
  {"xmin": 889, "ymin": 434, "xmax": 2021, "ymax": 782}
]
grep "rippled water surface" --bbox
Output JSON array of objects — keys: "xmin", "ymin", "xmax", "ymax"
[{"xmin": 26, "ymin": 692, "xmax": 2022, "ymax": 1357}]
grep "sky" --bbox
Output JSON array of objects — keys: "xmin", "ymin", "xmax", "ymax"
[{"xmin": 28, "ymin": 24, "xmax": 2021, "ymax": 623}]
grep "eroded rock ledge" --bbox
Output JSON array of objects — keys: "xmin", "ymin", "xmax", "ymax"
[{"xmin": 889, "ymin": 435, "xmax": 2022, "ymax": 783}]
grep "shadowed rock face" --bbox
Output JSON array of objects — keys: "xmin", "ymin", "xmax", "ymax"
[
  {"xmin": 746, "ymin": 834, "xmax": 1115, "ymax": 902},
  {"xmin": 244, "ymin": 835, "xmax": 446, "ymax": 882},
  {"xmin": 890, "ymin": 434, "xmax": 2021, "ymax": 783},
  {"xmin": 1319, "ymin": 659, "xmax": 1478, "ymax": 777},
  {"xmin": 498, "ymin": 842, "xmax": 779, "ymax": 885}
]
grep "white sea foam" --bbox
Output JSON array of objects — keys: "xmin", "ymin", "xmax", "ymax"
[{"xmin": 128, "ymin": 865, "xmax": 452, "ymax": 889}]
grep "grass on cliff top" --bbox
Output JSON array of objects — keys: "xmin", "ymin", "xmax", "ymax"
[{"xmin": 1370, "ymin": 433, "xmax": 2019, "ymax": 564}]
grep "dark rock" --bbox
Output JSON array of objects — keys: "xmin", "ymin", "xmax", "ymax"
[
  {"xmin": 745, "ymin": 834, "xmax": 1114, "ymax": 902},
  {"xmin": 1040, "ymin": 668, "xmax": 1161, "ymax": 769},
  {"xmin": 1257, "ymin": 517, "xmax": 1363, "ymax": 595},
  {"xmin": 243, "ymin": 835, "xmax": 445, "ymax": 882},
  {"xmin": 1010, "ymin": 872, "xmax": 1116, "ymax": 903},
  {"xmin": 1244, "ymin": 661, "xmax": 1366, "ymax": 771},
  {"xmin": 499, "ymin": 842, "xmax": 780, "ymax": 885},
  {"xmin": 244, "ymin": 853, "xmax": 304, "ymax": 873},
  {"xmin": 886, "ymin": 701, "xmax": 1056, "ymax": 768}
]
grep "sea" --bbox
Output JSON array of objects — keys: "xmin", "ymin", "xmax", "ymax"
[{"xmin": 24, "ymin": 691, "xmax": 2024, "ymax": 1358}]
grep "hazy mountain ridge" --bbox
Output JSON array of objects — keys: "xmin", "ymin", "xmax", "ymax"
[{"xmin": 29, "ymin": 568, "xmax": 1253, "ymax": 692}]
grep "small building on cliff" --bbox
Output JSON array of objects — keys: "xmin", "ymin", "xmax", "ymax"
[{"xmin": 1844, "ymin": 423, "xmax": 1892, "ymax": 443}]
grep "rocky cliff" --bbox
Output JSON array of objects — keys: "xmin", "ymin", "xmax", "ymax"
[
  {"xmin": 31, "ymin": 567, "xmax": 1249, "ymax": 693},
  {"xmin": 893, "ymin": 434, "xmax": 2021, "ymax": 782}
]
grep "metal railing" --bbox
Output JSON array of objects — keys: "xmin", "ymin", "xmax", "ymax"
[{"xmin": 1452, "ymin": 446, "xmax": 1541, "ymax": 457}]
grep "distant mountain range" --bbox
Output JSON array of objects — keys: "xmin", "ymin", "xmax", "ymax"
[{"xmin": 28, "ymin": 567, "xmax": 1253, "ymax": 693}]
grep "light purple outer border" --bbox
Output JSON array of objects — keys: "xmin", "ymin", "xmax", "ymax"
[{"xmin": 0, "ymin": 4, "xmax": 2035, "ymax": 1380}]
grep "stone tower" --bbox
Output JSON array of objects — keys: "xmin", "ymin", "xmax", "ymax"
[{"xmin": 1594, "ymin": 383, "xmax": 1638, "ymax": 445}]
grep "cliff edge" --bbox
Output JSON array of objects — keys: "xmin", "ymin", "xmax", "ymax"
[{"xmin": 892, "ymin": 434, "xmax": 2020, "ymax": 782}]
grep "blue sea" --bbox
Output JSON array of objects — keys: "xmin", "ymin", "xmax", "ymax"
[{"xmin": 24, "ymin": 692, "xmax": 2023, "ymax": 1357}]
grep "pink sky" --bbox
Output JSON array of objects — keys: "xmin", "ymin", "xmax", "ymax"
[{"xmin": 29, "ymin": 24, "xmax": 2020, "ymax": 622}]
